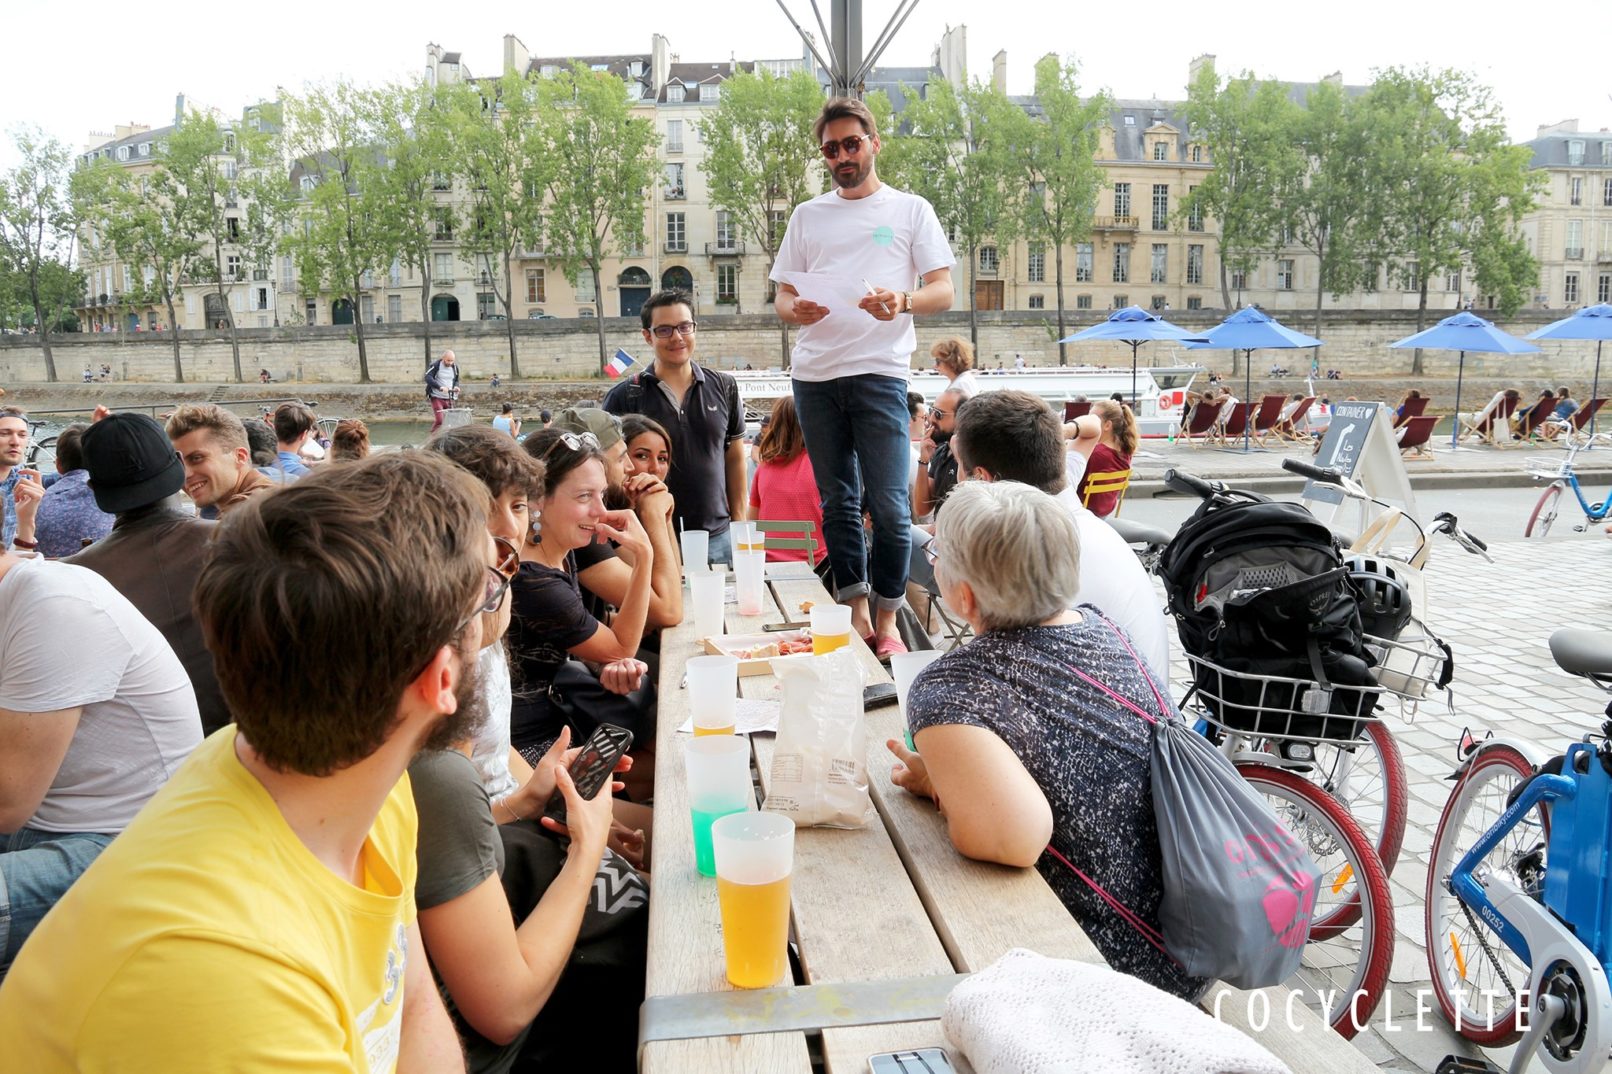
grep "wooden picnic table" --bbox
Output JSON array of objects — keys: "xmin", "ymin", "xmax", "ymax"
[{"xmin": 641, "ymin": 565, "xmax": 1376, "ymax": 1074}]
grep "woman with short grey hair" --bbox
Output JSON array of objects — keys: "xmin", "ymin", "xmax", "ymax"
[{"xmin": 888, "ymin": 480, "xmax": 1207, "ymax": 1000}]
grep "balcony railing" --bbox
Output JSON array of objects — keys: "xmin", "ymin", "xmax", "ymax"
[
  {"xmin": 1567, "ymin": 248, "xmax": 1584, "ymax": 260},
  {"xmin": 705, "ymin": 240, "xmax": 746, "ymax": 256},
  {"xmin": 1093, "ymin": 215, "xmax": 1138, "ymax": 230},
  {"xmin": 1598, "ymin": 251, "xmax": 1612, "ymax": 263},
  {"xmin": 664, "ymin": 185, "xmax": 686, "ymax": 200},
  {"xmin": 435, "ymin": 275, "xmax": 455, "ymax": 286},
  {"xmin": 664, "ymin": 241, "xmax": 687, "ymax": 253}
]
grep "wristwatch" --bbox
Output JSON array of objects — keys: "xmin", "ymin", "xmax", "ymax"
[{"xmin": 901, "ymin": 291, "xmax": 913, "ymax": 315}]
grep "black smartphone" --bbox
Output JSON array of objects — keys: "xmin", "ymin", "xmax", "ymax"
[
  {"xmin": 863, "ymin": 682, "xmax": 899, "ymax": 711},
  {"xmin": 542, "ymin": 724, "xmax": 634, "ymax": 829}
]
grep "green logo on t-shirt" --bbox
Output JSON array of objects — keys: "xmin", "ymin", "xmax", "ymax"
[{"xmin": 872, "ymin": 225, "xmax": 895, "ymax": 247}]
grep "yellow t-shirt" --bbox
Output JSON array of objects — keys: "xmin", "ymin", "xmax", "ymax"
[{"xmin": 0, "ymin": 727, "xmax": 419, "ymax": 1073}]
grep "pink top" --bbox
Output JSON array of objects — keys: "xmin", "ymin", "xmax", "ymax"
[{"xmin": 749, "ymin": 451, "xmax": 826, "ymax": 564}]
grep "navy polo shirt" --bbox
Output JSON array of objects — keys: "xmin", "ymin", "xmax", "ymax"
[{"xmin": 603, "ymin": 361, "xmax": 745, "ymax": 537}]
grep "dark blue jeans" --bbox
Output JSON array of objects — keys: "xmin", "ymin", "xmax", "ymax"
[{"xmin": 791, "ymin": 374, "xmax": 912, "ymax": 612}]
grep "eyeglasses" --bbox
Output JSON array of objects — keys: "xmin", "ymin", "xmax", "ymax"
[
  {"xmin": 450, "ymin": 565, "xmax": 511, "ymax": 640},
  {"xmin": 492, "ymin": 535, "xmax": 520, "ymax": 579},
  {"xmin": 650, "ymin": 321, "xmax": 698, "ymax": 339},
  {"xmin": 819, "ymin": 134, "xmax": 872, "ymax": 160},
  {"xmin": 923, "ymin": 537, "xmax": 941, "ymax": 565}
]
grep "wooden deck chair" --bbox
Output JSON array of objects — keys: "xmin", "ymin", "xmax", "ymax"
[
  {"xmin": 1459, "ymin": 392, "xmax": 1518, "ymax": 445},
  {"xmin": 1217, "ymin": 401, "xmax": 1253, "ymax": 444},
  {"xmin": 1392, "ymin": 395, "xmax": 1430, "ymax": 429},
  {"xmin": 1510, "ymin": 396, "xmax": 1558, "ymax": 446},
  {"xmin": 1251, "ymin": 394, "xmax": 1288, "ymax": 446},
  {"xmin": 1080, "ymin": 468, "xmax": 1132, "ymax": 517},
  {"xmin": 1276, "ymin": 397, "xmax": 1315, "ymax": 442},
  {"xmin": 1182, "ymin": 400, "xmax": 1224, "ymax": 447},
  {"xmin": 1396, "ymin": 415, "xmax": 1438, "ymax": 458},
  {"xmin": 1562, "ymin": 398, "xmax": 1608, "ymax": 441},
  {"xmin": 1062, "ymin": 400, "xmax": 1093, "ymax": 421}
]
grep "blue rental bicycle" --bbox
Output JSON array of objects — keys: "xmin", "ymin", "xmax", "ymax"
[
  {"xmin": 1525, "ymin": 438, "xmax": 1612, "ymax": 537},
  {"xmin": 1425, "ymin": 629, "xmax": 1612, "ymax": 1073}
]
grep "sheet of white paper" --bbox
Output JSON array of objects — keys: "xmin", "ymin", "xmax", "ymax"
[
  {"xmin": 677, "ymin": 697, "xmax": 782, "ymax": 735},
  {"xmin": 777, "ymin": 271, "xmax": 876, "ymax": 317}
]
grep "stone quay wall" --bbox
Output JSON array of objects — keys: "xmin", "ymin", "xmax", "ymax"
[{"xmin": 0, "ymin": 309, "xmax": 1603, "ymax": 386}]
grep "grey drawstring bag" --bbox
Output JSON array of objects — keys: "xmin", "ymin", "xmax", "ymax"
[{"xmin": 1056, "ymin": 616, "xmax": 1319, "ymax": 989}]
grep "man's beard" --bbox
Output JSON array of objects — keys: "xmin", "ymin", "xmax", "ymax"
[
  {"xmin": 421, "ymin": 644, "xmax": 488, "ymax": 752},
  {"xmin": 929, "ymin": 428, "xmax": 952, "ymax": 445},
  {"xmin": 832, "ymin": 156, "xmax": 872, "ymax": 189},
  {"xmin": 604, "ymin": 484, "xmax": 631, "ymax": 512}
]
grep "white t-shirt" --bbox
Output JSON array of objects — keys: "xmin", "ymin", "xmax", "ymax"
[
  {"xmin": 950, "ymin": 369, "xmax": 982, "ymax": 399},
  {"xmin": 770, "ymin": 184, "xmax": 955, "ymax": 382},
  {"xmin": 1053, "ymin": 487, "xmax": 1171, "ymax": 683},
  {"xmin": 470, "ymin": 641, "xmax": 519, "ymax": 801},
  {"xmin": 0, "ymin": 557, "xmax": 202, "ymax": 833}
]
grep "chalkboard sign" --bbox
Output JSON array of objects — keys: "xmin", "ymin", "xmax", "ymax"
[
  {"xmin": 1300, "ymin": 401, "xmax": 1418, "ymax": 523},
  {"xmin": 1304, "ymin": 402, "xmax": 1378, "ymax": 505}
]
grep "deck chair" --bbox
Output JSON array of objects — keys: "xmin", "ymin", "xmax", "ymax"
[
  {"xmin": 1217, "ymin": 401, "xmax": 1253, "ymax": 444},
  {"xmin": 1080, "ymin": 468, "xmax": 1132, "ymax": 517},
  {"xmin": 756, "ymin": 519, "xmax": 822, "ymax": 569},
  {"xmin": 1510, "ymin": 397, "xmax": 1558, "ymax": 446},
  {"xmin": 1250, "ymin": 394, "xmax": 1288, "ymax": 447},
  {"xmin": 1392, "ymin": 395, "xmax": 1430, "ymax": 429},
  {"xmin": 1459, "ymin": 392, "xmax": 1518, "ymax": 446},
  {"xmin": 1396, "ymin": 415, "xmax": 1438, "ymax": 458},
  {"xmin": 1276, "ymin": 397, "xmax": 1315, "ymax": 442},
  {"xmin": 1182, "ymin": 400, "xmax": 1225, "ymax": 447},
  {"xmin": 1063, "ymin": 400, "xmax": 1093, "ymax": 421},
  {"xmin": 1557, "ymin": 398, "xmax": 1608, "ymax": 442}
]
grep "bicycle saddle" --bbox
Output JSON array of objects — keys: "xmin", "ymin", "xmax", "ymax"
[
  {"xmin": 1104, "ymin": 517, "xmax": 1173, "ymax": 547},
  {"xmin": 1548, "ymin": 628, "xmax": 1612, "ymax": 678}
]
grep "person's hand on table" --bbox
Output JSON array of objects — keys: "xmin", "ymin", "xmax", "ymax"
[
  {"xmin": 887, "ymin": 738, "xmax": 936, "ymax": 802},
  {"xmin": 858, "ymin": 288, "xmax": 900, "ymax": 322},
  {"xmin": 599, "ymin": 657, "xmax": 648, "ymax": 696},
  {"xmin": 791, "ymin": 298, "xmax": 829, "ymax": 326}
]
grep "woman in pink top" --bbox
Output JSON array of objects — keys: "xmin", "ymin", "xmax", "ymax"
[{"xmin": 749, "ymin": 396, "xmax": 826, "ymax": 564}]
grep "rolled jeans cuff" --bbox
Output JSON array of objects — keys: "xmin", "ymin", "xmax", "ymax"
[{"xmin": 871, "ymin": 590, "xmax": 908, "ymax": 613}]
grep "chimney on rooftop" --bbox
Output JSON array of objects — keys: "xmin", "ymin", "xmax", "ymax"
[
  {"xmin": 992, "ymin": 50, "xmax": 1007, "ymax": 94},
  {"xmin": 1188, "ymin": 53, "xmax": 1215, "ymax": 89}
]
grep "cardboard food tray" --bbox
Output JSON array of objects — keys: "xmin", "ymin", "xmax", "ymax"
[{"xmin": 701, "ymin": 631, "xmax": 812, "ymax": 676}]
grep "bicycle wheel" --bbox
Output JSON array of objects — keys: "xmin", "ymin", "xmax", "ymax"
[
  {"xmin": 1300, "ymin": 721, "xmax": 1408, "ymax": 877},
  {"xmin": 1237, "ymin": 764, "xmax": 1395, "ymax": 1039},
  {"xmin": 1424, "ymin": 745, "xmax": 1543, "ymax": 1046},
  {"xmin": 1525, "ymin": 482, "xmax": 1563, "ymax": 538},
  {"xmin": 26, "ymin": 435, "xmax": 57, "ymax": 471}
]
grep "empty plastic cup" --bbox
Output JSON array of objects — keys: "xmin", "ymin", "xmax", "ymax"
[
  {"xmin": 680, "ymin": 528, "xmax": 709, "ymax": 581},
  {"xmin": 690, "ymin": 570, "xmax": 726, "ymax": 639},
  {"xmin": 686, "ymin": 735, "xmax": 753, "ymax": 877},
  {"xmin": 732, "ymin": 551, "xmax": 767, "ymax": 617},
  {"xmin": 809, "ymin": 602, "xmax": 854, "ymax": 655},
  {"xmin": 712, "ymin": 811, "xmax": 795, "ymax": 987},
  {"xmin": 890, "ymin": 649, "xmax": 945, "ymax": 750},
  {"xmin": 687, "ymin": 654, "xmax": 739, "ymax": 737}
]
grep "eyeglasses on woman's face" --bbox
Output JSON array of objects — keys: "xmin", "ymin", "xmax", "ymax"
[
  {"xmin": 649, "ymin": 321, "xmax": 698, "ymax": 339},
  {"xmin": 819, "ymin": 134, "xmax": 871, "ymax": 160}
]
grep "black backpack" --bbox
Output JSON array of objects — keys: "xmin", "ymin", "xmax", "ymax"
[{"xmin": 1157, "ymin": 493, "xmax": 1378, "ymax": 741}]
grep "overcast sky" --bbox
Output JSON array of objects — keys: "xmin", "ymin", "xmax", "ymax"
[{"xmin": 3, "ymin": 0, "xmax": 1608, "ymax": 169}]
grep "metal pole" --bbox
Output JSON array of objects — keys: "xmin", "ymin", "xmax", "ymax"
[
  {"xmin": 1450, "ymin": 351, "xmax": 1465, "ymax": 450},
  {"xmin": 1591, "ymin": 340, "xmax": 1603, "ymax": 449},
  {"xmin": 1244, "ymin": 349, "xmax": 1252, "ymax": 453},
  {"xmin": 830, "ymin": 0, "xmax": 862, "ymax": 98}
]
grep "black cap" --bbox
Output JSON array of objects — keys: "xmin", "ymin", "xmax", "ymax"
[{"xmin": 81, "ymin": 413, "xmax": 185, "ymax": 513}]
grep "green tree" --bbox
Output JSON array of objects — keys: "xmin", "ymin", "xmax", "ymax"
[
  {"xmin": 1015, "ymin": 56, "xmax": 1109, "ymax": 365},
  {"xmin": 442, "ymin": 72, "xmax": 550, "ymax": 379},
  {"xmin": 72, "ymin": 157, "xmax": 197, "ymax": 379},
  {"xmin": 0, "ymin": 127, "xmax": 78, "ymax": 381},
  {"xmin": 892, "ymin": 77, "xmax": 1029, "ymax": 347},
  {"xmin": 281, "ymin": 83, "xmax": 390, "ymax": 382},
  {"xmin": 1356, "ymin": 67, "xmax": 1541, "ymax": 372},
  {"xmin": 1180, "ymin": 69, "xmax": 1293, "ymax": 319},
  {"xmin": 236, "ymin": 113, "xmax": 294, "ymax": 330},
  {"xmin": 536, "ymin": 64, "xmax": 659, "ymax": 374},
  {"xmin": 697, "ymin": 68, "xmax": 825, "ymax": 365}
]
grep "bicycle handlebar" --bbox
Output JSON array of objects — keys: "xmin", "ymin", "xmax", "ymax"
[
  {"xmin": 1281, "ymin": 458, "xmax": 1346, "ymax": 485},
  {"xmin": 1163, "ymin": 469, "xmax": 1221, "ymax": 500}
]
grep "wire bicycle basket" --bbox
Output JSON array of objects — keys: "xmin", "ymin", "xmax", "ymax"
[{"xmin": 1181, "ymin": 653, "xmax": 1387, "ymax": 744}]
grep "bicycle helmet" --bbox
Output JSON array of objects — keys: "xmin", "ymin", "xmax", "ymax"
[{"xmin": 1344, "ymin": 554, "xmax": 1413, "ymax": 640}]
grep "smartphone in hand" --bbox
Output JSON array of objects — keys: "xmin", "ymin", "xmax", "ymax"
[{"xmin": 542, "ymin": 724, "xmax": 633, "ymax": 830}]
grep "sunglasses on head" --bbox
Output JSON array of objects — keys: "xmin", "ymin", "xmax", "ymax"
[
  {"xmin": 548, "ymin": 431, "xmax": 600, "ymax": 456},
  {"xmin": 819, "ymin": 134, "xmax": 872, "ymax": 160}
]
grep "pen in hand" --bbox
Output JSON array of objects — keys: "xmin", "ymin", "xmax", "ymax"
[{"xmin": 862, "ymin": 278, "xmax": 890, "ymax": 316}]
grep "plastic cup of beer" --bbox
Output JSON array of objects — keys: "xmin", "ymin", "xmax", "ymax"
[
  {"xmin": 687, "ymin": 654, "xmax": 739, "ymax": 737},
  {"xmin": 685, "ymin": 735, "xmax": 753, "ymax": 877},
  {"xmin": 690, "ymin": 570, "xmax": 726, "ymax": 639},
  {"xmin": 732, "ymin": 551, "xmax": 767, "ymax": 617},
  {"xmin": 809, "ymin": 603, "xmax": 853, "ymax": 655},
  {"xmin": 680, "ymin": 528, "xmax": 709, "ymax": 583},
  {"xmin": 890, "ymin": 649, "xmax": 945, "ymax": 751},
  {"xmin": 712, "ymin": 811, "xmax": 795, "ymax": 987},
  {"xmin": 730, "ymin": 520, "xmax": 759, "ymax": 554}
]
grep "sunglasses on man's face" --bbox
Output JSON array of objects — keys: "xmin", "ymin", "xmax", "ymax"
[{"xmin": 819, "ymin": 134, "xmax": 872, "ymax": 160}]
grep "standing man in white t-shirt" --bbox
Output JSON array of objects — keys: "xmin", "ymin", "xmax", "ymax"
[{"xmin": 771, "ymin": 97, "xmax": 956, "ymax": 657}]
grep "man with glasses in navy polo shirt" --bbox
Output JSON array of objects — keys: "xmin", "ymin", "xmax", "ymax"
[
  {"xmin": 602, "ymin": 289, "xmax": 747, "ymax": 565},
  {"xmin": 770, "ymin": 96, "xmax": 955, "ymax": 657}
]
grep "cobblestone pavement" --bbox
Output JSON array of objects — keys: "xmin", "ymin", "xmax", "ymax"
[{"xmin": 1157, "ymin": 531, "xmax": 1612, "ymax": 1072}]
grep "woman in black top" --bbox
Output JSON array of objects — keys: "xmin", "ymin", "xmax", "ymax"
[
  {"xmin": 886, "ymin": 480, "xmax": 1208, "ymax": 1001},
  {"xmin": 508, "ymin": 430, "xmax": 655, "ymax": 761}
]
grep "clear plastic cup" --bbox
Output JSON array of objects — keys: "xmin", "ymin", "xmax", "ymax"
[
  {"xmin": 680, "ymin": 529, "xmax": 709, "ymax": 581},
  {"xmin": 809, "ymin": 602, "xmax": 854, "ymax": 655},
  {"xmin": 732, "ymin": 551, "xmax": 767, "ymax": 617},
  {"xmin": 890, "ymin": 649, "xmax": 945, "ymax": 750},
  {"xmin": 685, "ymin": 736, "xmax": 753, "ymax": 877},
  {"xmin": 730, "ymin": 520, "xmax": 759, "ymax": 555},
  {"xmin": 686, "ymin": 654, "xmax": 739, "ymax": 736},
  {"xmin": 690, "ymin": 570, "xmax": 726, "ymax": 639},
  {"xmin": 712, "ymin": 811, "xmax": 795, "ymax": 987}
]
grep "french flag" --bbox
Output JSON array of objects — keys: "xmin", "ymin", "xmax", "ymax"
[{"xmin": 605, "ymin": 349, "xmax": 636, "ymax": 379}]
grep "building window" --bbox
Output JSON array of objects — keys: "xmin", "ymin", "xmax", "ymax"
[
  {"xmin": 716, "ymin": 263, "xmax": 738, "ymax": 303},
  {"xmin": 1076, "ymin": 294, "xmax": 1093, "ymax": 309},
  {"xmin": 1445, "ymin": 270, "xmax": 1461, "ymax": 293},
  {"xmin": 361, "ymin": 295, "xmax": 375, "ymax": 323},
  {"xmin": 1571, "ymin": 177, "xmax": 1583, "ymax": 206},
  {"xmin": 300, "ymin": 175, "xmax": 317, "ymax": 193},
  {"xmin": 1604, "ymin": 178, "xmax": 1612, "ymax": 206},
  {"xmin": 1276, "ymin": 260, "xmax": 1295, "ymax": 289},
  {"xmin": 1075, "ymin": 243, "xmax": 1093, "ymax": 283},
  {"xmin": 1113, "ymin": 182, "xmax": 1130, "ymax": 219},
  {"xmin": 664, "ymin": 162, "xmax": 685, "ymax": 199},
  {"xmin": 700, "ymin": 83, "xmax": 720, "ymax": 102},
  {"xmin": 526, "ymin": 269, "xmax": 546, "ymax": 303},
  {"xmin": 256, "ymin": 287, "xmax": 269, "ymax": 311},
  {"xmin": 116, "ymin": 145, "xmax": 130, "ymax": 161},
  {"xmin": 432, "ymin": 172, "xmax": 451, "ymax": 191},
  {"xmin": 226, "ymin": 254, "xmax": 242, "ymax": 280},
  {"xmin": 1566, "ymin": 273, "xmax": 1580, "ymax": 305},
  {"xmin": 1567, "ymin": 219, "xmax": 1584, "ymax": 259},
  {"xmin": 1150, "ymin": 244, "xmax": 1167, "ymax": 283},
  {"xmin": 1028, "ymin": 294, "xmax": 1045, "ymax": 309},
  {"xmin": 1027, "ymin": 245, "xmax": 1045, "ymax": 283},
  {"xmin": 1400, "ymin": 261, "xmax": 1420, "ymax": 291},
  {"xmin": 389, "ymin": 258, "xmax": 402, "ymax": 287},
  {"xmin": 388, "ymin": 294, "xmax": 402, "ymax": 322},
  {"xmin": 1151, "ymin": 294, "xmax": 1167, "ymax": 310},
  {"xmin": 1186, "ymin": 295, "xmax": 1202, "ymax": 310},
  {"xmin": 1187, "ymin": 187, "xmax": 1203, "ymax": 231},
  {"xmin": 477, "ymin": 292, "xmax": 498, "ymax": 320},
  {"xmin": 138, "ymin": 142, "xmax": 150, "ymax": 158},
  {"xmin": 1191, "ymin": 145, "xmax": 1203, "ymax": 163},
  {"xmin": 1152, "ymin": 184, "xmax": 1169, "ymax": 230},
  {"xmin": 768, "ymin": 209, "xmax": 787, "ymax": 247},
  {"xmin": 305, "ymin": 300, "xmax": 317, "ymax": 325},
  {"xmin": 434, "ymin": 252, "xmax": 453, "ymax": 282},
  {"xmin": 222, "ymin": 159, "xmax": 237, "ymax": 180},
  {"xmin": 1153, "ymin": 141, "xmax": 1168, "ymax": 161},
  {"xmin": 576, "ymin": 273, "xmax": 596, "ymax": 302},
  {"xmin": 979, "ymin": 246, "xmax": 998, "ymax": 274},
  {"xmin": 666, "ymin": 118, "xmax": 683, "ymax": 153},
  {"xmin": 1599, "ymin": 274, "xmax": 1611, "ymax": 305},
  {"xmin": 1122, "ymin": 114, "xmax": 1135, "ymax": 126},
  {"xmin": 1568, "ymin": 140, "xmax": 1585, "ymax": 166},
  {"xmin": 1230, "ymin": 267, "xmax": 1246, "ymax": 291},
  {"xmin": 433, "ymin": 209, "xmax": 453, "ymax": 240},
  {"xmin": 1187, "ymin": 244, "xmax": 1203, "ymax": 285},
  {"xmin": 1112, "ymin": 294, "xmax": 1128, "ymax": 309},
  {"xmin": 716, "ymin": 210, "xmax": 736, "ymax": 249},
  {"xmin": 281, "ymin": 256, "xmax": 295, "ymax": 289},
  {"xmin": 1112, "ymin": 243, "xmax": 1130, "ymax": 283},
  {"xmin": 1360, "ymin": 261, "xmax": 1378, "ymax": 292},
  {"xmin": 667, "ymin": 83, "xmax": 685, "ymax": 103},
  {"xmin": 665, "ymin": 212, "xmax": 686, "ymax": 252}
]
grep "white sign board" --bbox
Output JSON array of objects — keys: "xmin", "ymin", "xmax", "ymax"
[{"xmin": 1301, "ymin": 402, "xmax": 1418, "ymax": 527}]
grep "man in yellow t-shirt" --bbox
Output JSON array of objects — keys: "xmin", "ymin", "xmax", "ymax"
[{"xmin": 0, "ymin": 452, "xmax": 499, "ymax": 1073}]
